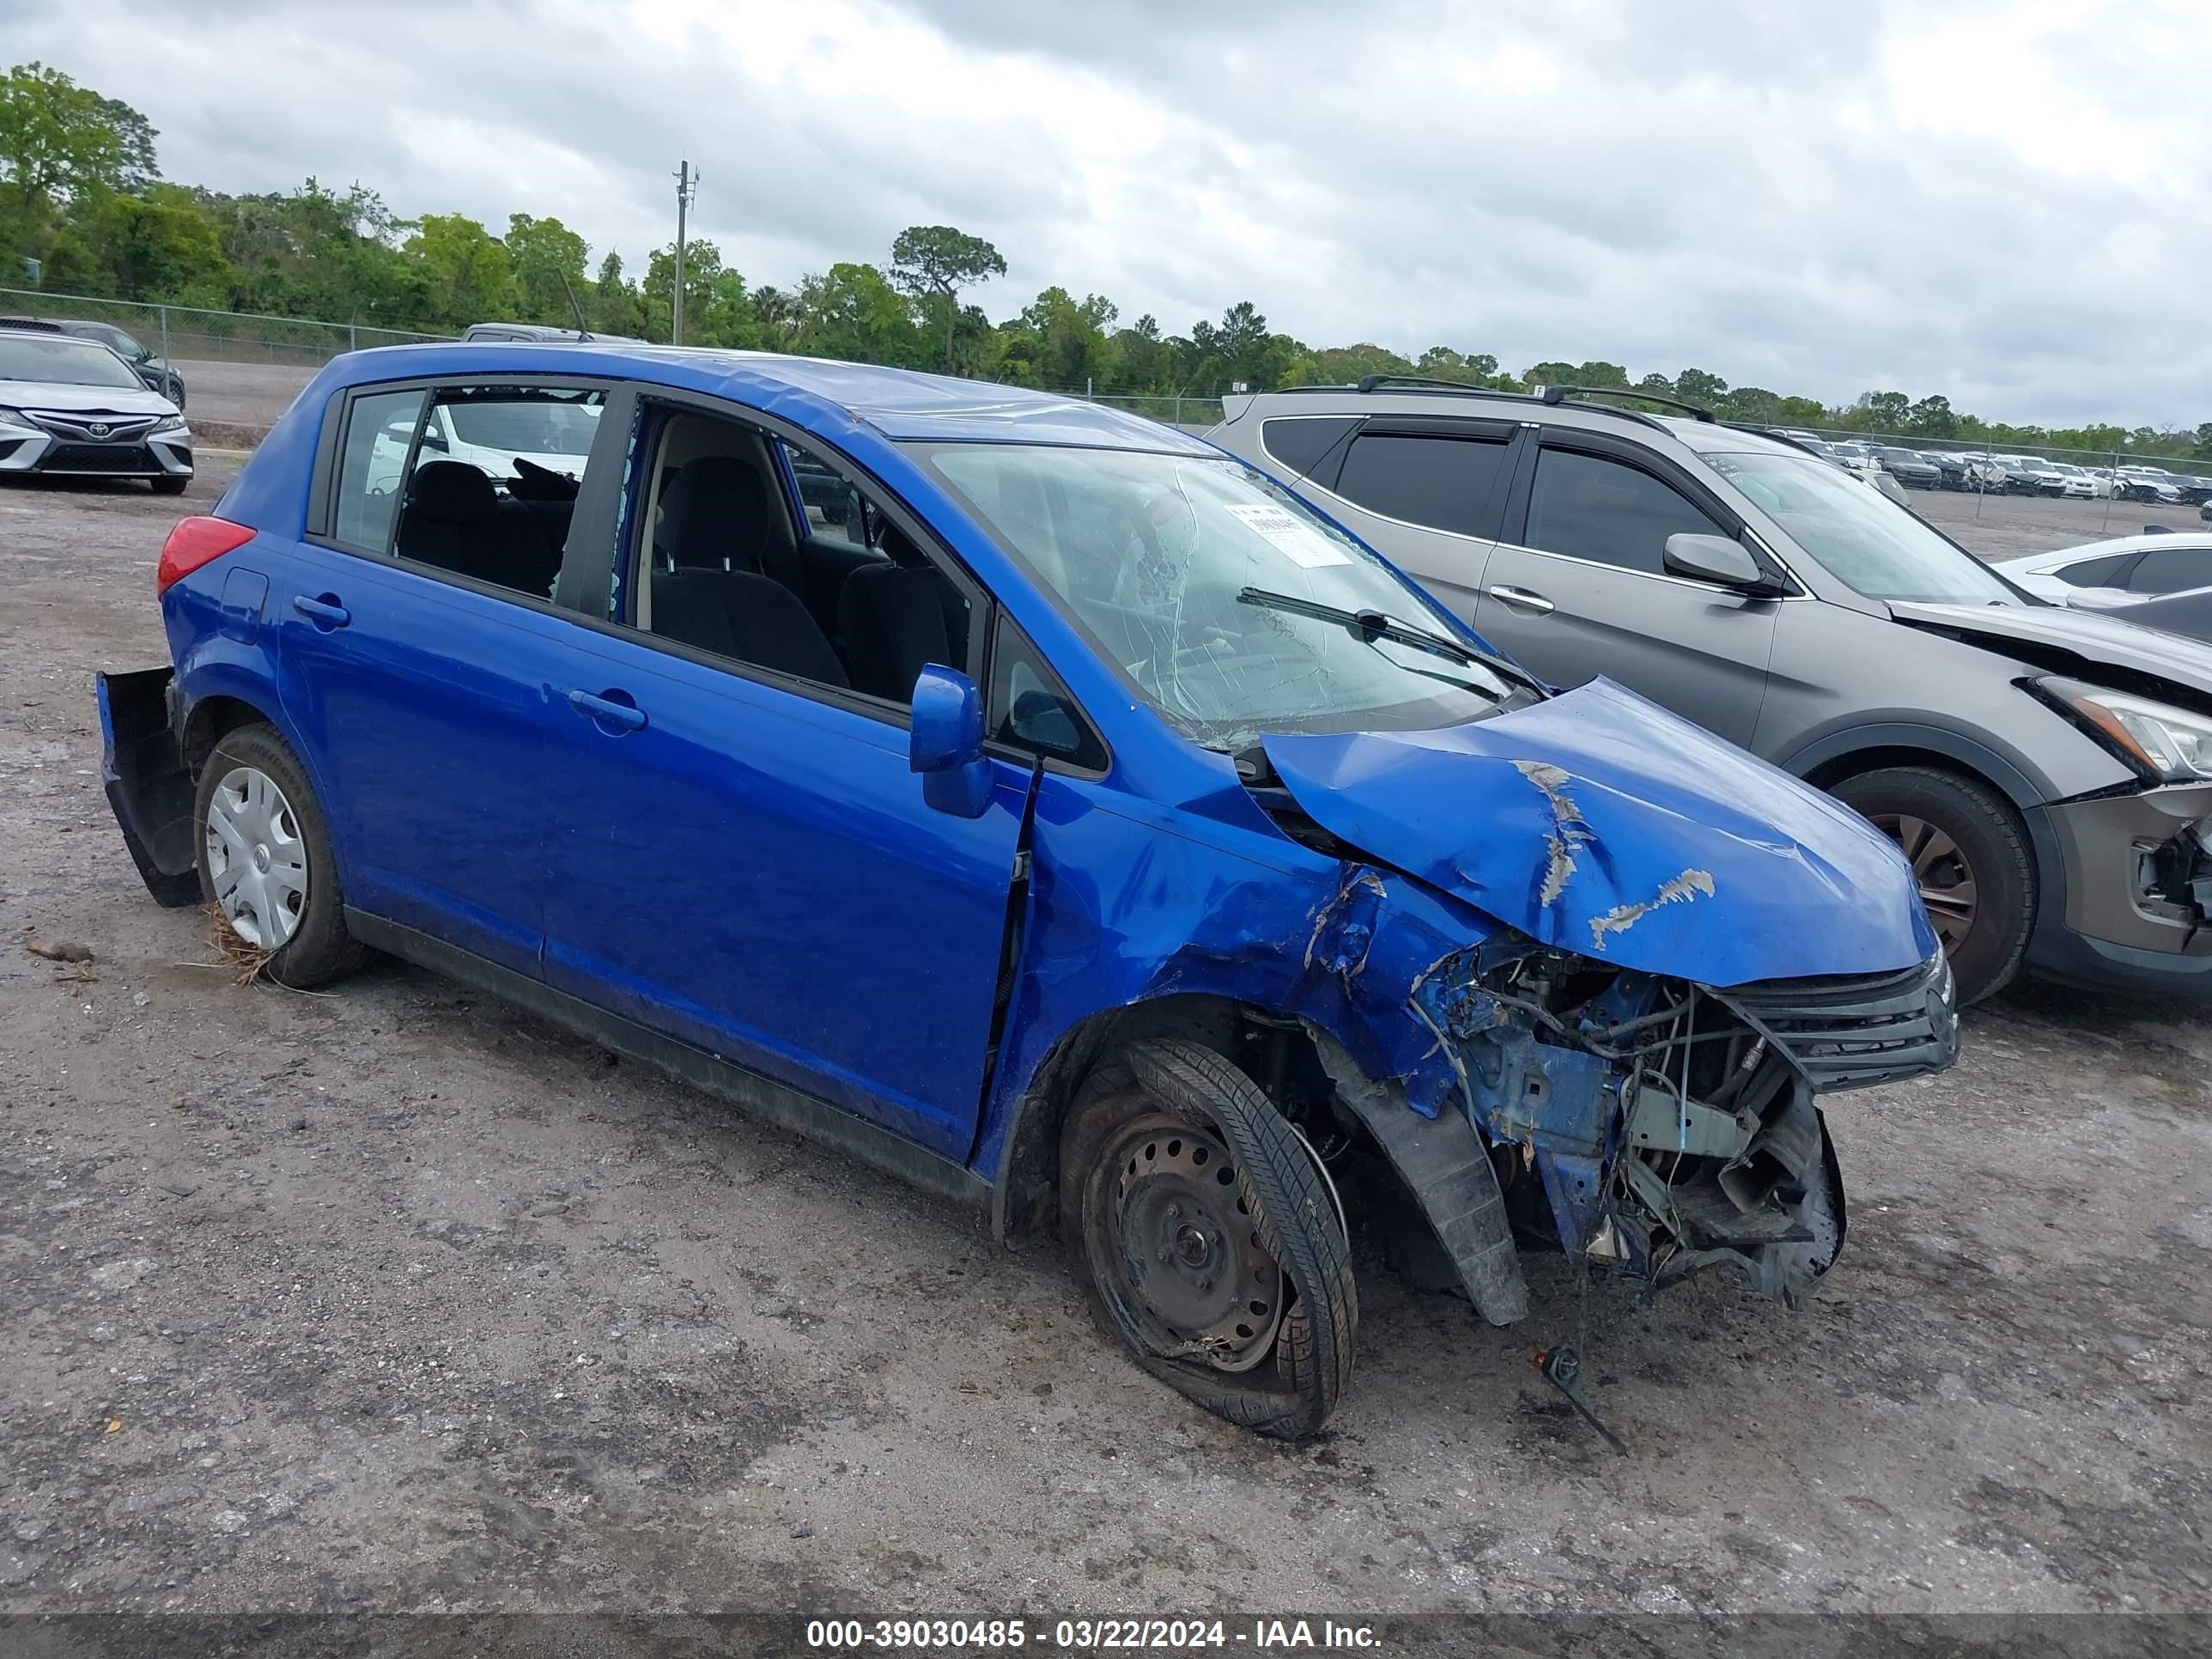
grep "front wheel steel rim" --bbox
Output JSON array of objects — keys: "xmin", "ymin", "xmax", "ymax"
[
  {"xmin": 1876, "ymin": 812, "xmax": 1975, "ymax": 952},
  {"xmin": 205, "ymin": 765, "xmax": 308, "ymax": 949},
  {"xmin": 1097, "ymin": 1113, "xmax": 1285, "ymax": 1373}
]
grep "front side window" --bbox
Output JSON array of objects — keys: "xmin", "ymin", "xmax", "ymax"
[
  {"xmin": 911, "ymin": 443, "xmax": 1524, "ymax": 748},
  {"xmin": 1333, "ymin": 432, "xmax": 1508, "ymax": 536},
  {"xmin": 1697, "ymin": 449, "xmax": 2017, "ymax": 605},
  {"xmin": 1524, "ymin": 447, "xmax": 1728, "ymax": 575},
  {"xmin": 2129, "ymin": 544, "xmax": 2212, "ymax": 595}
]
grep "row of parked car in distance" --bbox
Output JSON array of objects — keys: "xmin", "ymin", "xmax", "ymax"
[{"xmin": 1773, "ymin": 429, "xmax": 2212, "ymax": 504}]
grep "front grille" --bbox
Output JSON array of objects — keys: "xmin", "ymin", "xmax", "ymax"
[
  {"xmin": 40, "ymin": 442, "xmax": 158, "ymax": 474},
  {"xmin": 1718, "ymin": 958, "xmax": 1956, "ymax": 1091}
]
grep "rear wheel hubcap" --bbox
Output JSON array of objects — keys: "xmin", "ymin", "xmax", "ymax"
[{"xmin": 206, "ymin": 765, "xmax": 308, "ymax": 950}]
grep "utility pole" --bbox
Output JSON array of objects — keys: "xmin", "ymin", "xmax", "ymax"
[{"xmin": 672, "ymin": 159, "xmax": 698, "ymax": 345}]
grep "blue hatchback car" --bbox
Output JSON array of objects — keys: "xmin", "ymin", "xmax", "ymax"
[{"xmin": 100, "ymin": 344, "xmax": 1957, "ymax": 1439}]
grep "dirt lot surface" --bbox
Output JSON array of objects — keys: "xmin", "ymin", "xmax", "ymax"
[
  {"xmin": 173, "ymin": 362, "xmax": 316, "ymax": 431},
  {"xmin": 2, "ymin": 469, "xmax": 2207, "ymax": 1625},
  {"xmin": 1917, "ymin": 485, "xmax": 2203, "ymax": 561}
]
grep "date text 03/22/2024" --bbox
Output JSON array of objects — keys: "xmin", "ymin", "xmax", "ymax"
[{"xmin": 805, "ymin": 1618, "xmax": 1382, "ymax": 1650}]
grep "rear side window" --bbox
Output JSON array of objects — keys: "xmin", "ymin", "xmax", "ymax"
[
  {"xmin": 2051, "ymin": 553, "xmax": 2132, "ymax": 587},
  {"xmin": 1524, "ymin": 447, "xmax": 1727, "ymax": 575},
  {"xmin": 386, "ymin": 386, "xmax": 605, "ymax": 600},
  {"xmin": 2128, "ymin": 544, "xmax": 2212, "ymax": 595},
  {"xmin": 1260, "ymin": 416, "xmax": 1358, "ymax": 480},
  {"xmin": 332, "ymin": 387, "xmax": 426, "ymax": 551},
  {"xmin": 1333, "ymin": 432, "xmax": 1508, "ymax": 537}
]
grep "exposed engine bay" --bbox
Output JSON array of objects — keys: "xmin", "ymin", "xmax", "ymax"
[{"xmin": 1402, "ymin": 936, "xmax": 1957, "ymax": 1308}]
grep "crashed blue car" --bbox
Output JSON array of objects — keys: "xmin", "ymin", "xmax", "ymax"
[{"xmin": 99, "ymin": 345, "xmax": 1957, "ymax": 1439}]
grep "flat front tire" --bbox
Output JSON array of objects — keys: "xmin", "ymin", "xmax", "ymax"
[
  {"xmin": 1060, "ymin": 1038, "xmax": 1357, "ymax": 1439},
  {"xmin": 194, "ymin": 722, "xmax": 368, "ymax": 988},
  {"xmin": 1832, "ymin": 765, "xmax": 2034, "ymax": 1005}
]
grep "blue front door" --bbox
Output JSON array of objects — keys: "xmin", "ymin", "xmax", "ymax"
[{"xmin": 535, "ymin": 626, "xmax": 1030, "ymax": 1163}]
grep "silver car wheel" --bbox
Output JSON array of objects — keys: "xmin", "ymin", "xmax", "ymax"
[
  {"xmin": 204, "ymin": 764, "xmax": 309, "ymax": 949},
  {"xmin": 1881, "ymin": 812, "xmax": 1976, "ymax": 953}
]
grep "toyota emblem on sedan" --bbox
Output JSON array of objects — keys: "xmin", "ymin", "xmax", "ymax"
[{"xmin": 88, "ymin": 422, "xmax": 110, "ymax": 438}]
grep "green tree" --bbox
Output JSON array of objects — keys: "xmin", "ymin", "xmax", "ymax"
[
  {"xmin": 644, "ymin": 239, "xmax": 754, "ymax": 345},
  {"xmin": 793, "ymin": 261, "xmax": 922, "ymax": 367},
  {"xmin": 0, "ymin": 62, "xmax": 158, "ymax": 247},
  {"xmin": 592, "ymin": 251, "xmax": 647, "ymax": 337},
  {"xmin": 1856, "ymin": 390, "xmax": 1912, "ymax": 431},
  {"xmin": 1007, "ymin": 285, "xmax": 1117, "ymax": 387},
  {"xmin": 404, "ymin": 213, "xmax": 512, "ymax": 327},
  {"xmin": 507, "ymin": 212, "xmax": 590, "ymax": 326},
  {"xmin": 1524, "ymin": 360, "xmax": 1577, "ymax": 386},
  {"xmin": 1675, "ymin": 367, "xmax": 1729, "ymax": 405},
  {"xmin": 889, "ymin": 224, "xmax": 1006, "ymax": 371},
  {"xmin": 1906, "ymin": 394, "xmax": 1959, "ymax": 439},
  {"xmin": 87, "ymin": 185, "xmax": 231, "ymax": 301}
]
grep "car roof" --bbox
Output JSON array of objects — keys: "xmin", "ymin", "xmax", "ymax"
[{"xmin": 326, "ymin": 340, "xmax": 1213, "ymax": 451}]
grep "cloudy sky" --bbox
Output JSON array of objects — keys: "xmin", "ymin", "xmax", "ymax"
[{"xmin": 9, "ymin": 0, "xmax": 2208, "ymax": 426}]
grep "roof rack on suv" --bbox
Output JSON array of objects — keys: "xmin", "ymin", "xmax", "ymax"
[
  {"xmin": 1534, "ymin": 384, "xmax": 1715, "ymax": 423},
  {"xmin": 1262, "ymin": 374, "xmax": 1712, "ymax": 434}
]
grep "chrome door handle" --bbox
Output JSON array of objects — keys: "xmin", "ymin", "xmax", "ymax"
[{"xmin": 1486, "ymin": 584, "xmax": 1554, "ymax": 616}]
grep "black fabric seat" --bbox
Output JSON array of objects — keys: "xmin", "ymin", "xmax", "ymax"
[
  {"xmin": 654, "ymin": 454, "xmax": 809, "ymax": 595},
  {"xmin": 394, "ymin": 461, "xmax": 562, "ymax": 597},
  {"xmin": 837, "ymin": 524, "xmax": 969, "ymax": 702},
  {"xmin": 652, "ymin": 568, "xmax": 848, "ymax": 687}
]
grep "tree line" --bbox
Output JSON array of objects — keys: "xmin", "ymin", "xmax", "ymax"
[{"xmin": 4, "ymin": 60, "xmax": 2207, "ymax": 462}]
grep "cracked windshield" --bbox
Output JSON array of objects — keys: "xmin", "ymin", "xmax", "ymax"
[{"xmin": 917, "ymin": 445, "xmax": 1523, "ymax": 745}]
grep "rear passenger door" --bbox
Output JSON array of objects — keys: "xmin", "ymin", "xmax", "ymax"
[
  {"xmin": 1258, "ymin": 413, "xmax": 1516, "ymax": 624},
  {"xmin": 276, "ymin": 376, "xmax": 627, "ymax": 976},
  {"xmin": 1474, "ymin": 432, "xmax": 1781, "ymax": 745}
]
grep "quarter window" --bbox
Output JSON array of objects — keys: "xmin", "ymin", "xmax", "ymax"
[
  {"xmin": 989, "ymin": 618, "xmax": 1105, "ymax": 769},
  {"xmin": 1334, "ymin": 432, "xmax": 1507, "ymax": 537},
  {"xmin": 332, "ymin": 387, "xmax": 425, "ymax": 552},
  {"xmin": 2051, "ymin": 553, "xmax": 2132, "ymax": 587},
  {"xmin": 1525, "ymin": 447, "xmax": 1728, "ymax": 575}
]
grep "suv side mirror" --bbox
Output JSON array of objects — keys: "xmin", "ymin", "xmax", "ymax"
[
  {"xmin": 909, "ymin": 664, "xmax": 994, "ymax": 817},
  {"xmin": 1664, "ymin": 532, "xmax": 1765, "ymax": 590}
]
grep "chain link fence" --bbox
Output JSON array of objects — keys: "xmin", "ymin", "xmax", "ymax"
[
  {"xmin": 1789, "ymin": 423, "xmax": 2212, "ymax": 532},
  {"xmin": 0, "ymin": 288, "xmax": 450, "ymax": 368},
  {"xmin": 1051, "ymin": 388, "xmax": 1227, "ymax": 432}
]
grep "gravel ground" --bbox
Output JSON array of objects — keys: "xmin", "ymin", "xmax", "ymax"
[
  {"xmin": 1916, "ymin": 486, "xmax": 2203, "ymax": 561},
  {"xmin": 1, "ymin": 468, "xmax": 2207, "ymax": 1623},
  {"xmin": 173, "ymin": 362, "xmax": 318, "ymax": 431}
]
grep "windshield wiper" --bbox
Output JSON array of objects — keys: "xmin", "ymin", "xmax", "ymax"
[{"xmin": 1237, "ymin": 587, "xmax": 1540, "ymax": 690}]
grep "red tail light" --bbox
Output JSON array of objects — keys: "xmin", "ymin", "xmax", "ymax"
[{"xmin": 155, "ymin": 517, "xmax": 256, "ymax": 594}]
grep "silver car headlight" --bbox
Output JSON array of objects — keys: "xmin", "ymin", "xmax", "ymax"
[
  {"xmin": 150, "ymin": 415, "xmax": 186, "ymax": 435},
  {"xmin": 0, "ymin": 405, "xmax": 27, "ymax": 428},
  {"xmin": 2039, "ymin": 677, "xmax": 2212, "ymax": 781}
]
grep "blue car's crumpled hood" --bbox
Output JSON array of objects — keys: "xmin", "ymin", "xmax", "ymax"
[{"xmin": 1261, "ymin": 678, "xmax": 1938, "ymax": 987}]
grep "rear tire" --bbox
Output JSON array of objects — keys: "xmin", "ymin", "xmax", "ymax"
[
  {"xmin": 194, "ymin": 722, "xmax": 370, "ymax": 988},
  {"xmin": 1832, "ymin": 765, "xmax": 2034, "ymax": 1004},
  {"xmin": 1060, "ymin": 1038, "xmax": 1357, "ymax": 1439}
]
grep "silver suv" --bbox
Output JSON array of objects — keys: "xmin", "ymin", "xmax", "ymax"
[{"xmin": 1211, "ymin": 380, "xmax": 2212, "ymax": 1003}]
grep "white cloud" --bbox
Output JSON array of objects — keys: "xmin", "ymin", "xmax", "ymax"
[{"xmin": 7, "ymin": 0, "xmax": 2207, "ymax": 426}]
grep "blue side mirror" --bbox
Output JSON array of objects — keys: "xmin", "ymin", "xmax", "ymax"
[{"xmin": 909, "ymin": 664, "xmax": 994, "ymax": 818}]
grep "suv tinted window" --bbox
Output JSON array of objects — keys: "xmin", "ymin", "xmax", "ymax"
[
  {"xmin": 1260, "ymin": 416, "xmax": 1358, "ymax": 481},
  {"xmin": 2128, "ymin": 544, "xmax": 2212, "ymax": 594},
  {"xmin": 1334, "ymin": 432, "xmax": 1506, "ymax": 536},
  {"xmin": 2052, "ymin": 553, "xmax": 2133, "ymax": 587},
  {"xmin": 1526, "ymin": 447, "xmax": 1725, "ymax": 575}
]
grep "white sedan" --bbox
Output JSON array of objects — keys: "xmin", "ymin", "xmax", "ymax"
[{"xmin": 1990, "ymin": 532, "xmax": 2212, "ymax": 608}]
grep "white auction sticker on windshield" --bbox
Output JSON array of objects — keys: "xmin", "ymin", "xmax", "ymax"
[{"xmin": 1222, "ymin": 503, "xmax": 1352, "ymax": 568}]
